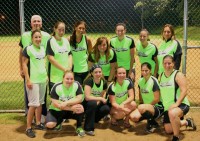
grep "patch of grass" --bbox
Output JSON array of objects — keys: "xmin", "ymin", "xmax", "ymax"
[{"xmin": 0, "ymin": 113, "xmax": 26, "ymax": 124}]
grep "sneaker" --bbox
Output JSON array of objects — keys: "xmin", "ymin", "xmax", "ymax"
[
  {"xmin": 85, "ymin": 130, "xmax": 95, "ymax": 136},
  {"xmin": 172, "ymin": 135, "xmax": 179, "ymax": 141},
  {"xmin": 26, "ymin": 128, "xmax": 35, "ymax": 138},
  {"xmin": 145, "ymin": 121, "xmax": 159, "ymax": 133},
  {"xmin": 35, "ymin": 123, "xmax": 46, "ymax": 130},
  {"xmin": 103, "ymin": 115, "xmax": 110, "ymax": 121},
  {"xmin": 53, "ymin": 124, "xmax": 62, "ymax": 131},
  {"xmin": 76, "ymin": 127, "xmax": 85, "ymax": 137},
  {"xmin": 186, "ymin": 118, "xmax": 197, "ymax": 130}
]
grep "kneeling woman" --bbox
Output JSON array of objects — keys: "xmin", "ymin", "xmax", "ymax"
[
  {"xmin": 83, "ymin": 64, "xmax": 110, "ymax": 136},
  {"xmin": 108, "ymin": 67, "xmax": 137, "ymax": 127},
  {"xmin": 129, "ymin": 62, "xmax": 164, "ymax": 133},
  {"xmin": 46, "ymin": 71, "xmax": 85, "ymax": 137}
]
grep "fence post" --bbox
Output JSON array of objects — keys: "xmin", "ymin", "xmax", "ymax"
[
  {"xmin": 182, "ymin": 0, "xmax": 188, "ymax": 75},
  {"xmin": 19, "ymin": 0, "xmax": 25, "ymax": 35}
]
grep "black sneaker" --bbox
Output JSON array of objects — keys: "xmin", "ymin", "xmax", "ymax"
[
  {"xmin": 145, "ymin": 121, "xmax": 159, "ymax": 133},
  {"xmin": 172, "ymin": 136, "xmax": 179, "ymax": 141},
  {"xmin": 26, "ymin": 128, "xmax": 35, "ymax": 138},
  {"xmin": 35, "ymin": 123, "xmax": 46, "ymax": 130},
  {"xmin": 186, "ymin": 118, "xmax": 197, "ymax": 130},
  {"xmin": 53, "ymin": 124, "xmax": 62, "ymax": 131}
]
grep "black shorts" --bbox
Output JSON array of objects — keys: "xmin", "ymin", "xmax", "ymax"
[
  {"xmin": 46, "ymin": 109, "xmax": 76, "ymax": 126},
  {"xmin": 163, "ymin": 103, "xmax": 190, "ymax": 124},
  {"xmin": 74, "ymin": 71, "xmax": 88, "ymax": 85},
  {"xmin": 153, "ymin": 105, "xmax": 164, "ymax": 119}
]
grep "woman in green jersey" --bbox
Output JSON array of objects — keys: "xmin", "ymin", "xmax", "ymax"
[
  {"xmin": 136, "ymin": 29, "xmax": 159, "ymax": 77},
  {"xmin": 157, "ymin": 24, "xmax": 182, "ymax": 75},
  {"xmin": 46, "ymin": 21, "xmax": 72, "ymax": 93},
  {"xmin": 88, "ymin": 37, "xmax": 117, "ymax": 83},
  {"xmin": 83, "ymin": 64, "xmax": 110, "ymax": 136},
  {"xmin": 23, "ymin": 30, "xmax": 47, "ymax": 138},
  {"xmin": 129, "ymin": 62, "xmax": 164, "ymax": 133},
  {"xmin": 160, "ymin": 55, "xmax": 196, "ymax": 141},
  {"xmin": 68, "ymin": 21, "xmax": 93, "ymax": 85},
  {"xmin": 108, "ymin": 67, "xmax": 136, "ymax": 128},
  {"xmin": 46, "ymin": 71, "xmax": 85, "ymax": 137}
]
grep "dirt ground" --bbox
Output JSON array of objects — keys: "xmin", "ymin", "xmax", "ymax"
[{"xmin": 0, "ymin": 109, "xmax": 199, "ymax": 141}]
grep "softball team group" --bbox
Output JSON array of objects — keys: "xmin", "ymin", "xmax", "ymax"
[{"xmin": 19, "ymin": 15, "xmax": 196, "ymax": 141}]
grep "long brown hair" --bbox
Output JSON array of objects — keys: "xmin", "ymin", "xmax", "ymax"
[
  {"xmin": 69, "ymin": 21, "xmax": 86, "ymax": 49},
  {"xmin": 93, "ymin": 37, "xmax": 111, "ymax": 63}
]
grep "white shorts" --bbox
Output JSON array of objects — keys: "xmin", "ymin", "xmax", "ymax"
[{"xmin": 26, "ymin": 83, "xmax": 46, "ymax": 107}]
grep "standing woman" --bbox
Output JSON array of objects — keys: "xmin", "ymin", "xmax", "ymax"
[
  {"xmin": 110, "ymin": 23, "xmax": 135, "ymax": 80},
  {"xmin": 157, "ymin": 24, "xmax": 182, "ymax": 75},
  {"xmin": 108, "ymin": 67, "xmax": 137, "ymax": 127},
  {"xmin": 68, "ymin": 21, "xmax": 93, "ymax": 85},
  {"xmin": 23, "ymin": 30, "xmax": 47, "ymax": 138},
  {"xmin": 136, "ymin": 29, "xmax": 159, "ymax": 77},
  {"xmin": 129, "ymin": 62, "xmax": 164, "ymax": 133},
  {"xmin": 83, "ymin": 64, "xmax": 110, "ymax": 136},
  {"xmin": 46, "ymin": 21, "xmax": 72, "ymax": 92},
  {"xmin": 88, "ymin": 37, "xmax": 117, "ymax": 83},
  {"xmin": 160, "ymin": 55, "xmax": 196, "ymax": 141}
]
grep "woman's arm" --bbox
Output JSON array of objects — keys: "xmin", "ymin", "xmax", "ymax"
[
  {"xmin": 22, "ymin": 57, "xmax": 32, "ymax": 89},
  {"xmin": 84, "ymin": 85, "xmax": 105, "ymax": 102},
  {"xmin": 47, "ymin": 55, "xmax": 66, "ymax": 72},
  {"xmin": 153, "ymin": 56, "xmax": 159, "ymax": 77},
  {"xmin": 121, "ymin": 88, "xmax": 134, "ymax": 105}
]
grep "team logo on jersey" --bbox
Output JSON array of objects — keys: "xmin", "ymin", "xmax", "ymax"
[
  {"xmin": 59, "ymin": 95, "xmax": 74, "ymax": 102},
  {"xmin": 115, "ymin": 91, "xmax": 127, "ymax": 98},
  {"xmin": 92, "ymin": 89, "xmax": 101, "ymax": 97},
  {"xmin": 141, "ymin": 88, "xmax": 149, "ymax": 94},
  {"xmin": 35, "ymin": 53, "xmax": 45, "ymax": 60},
  {"xmin": 98, "ymin": 60, "xmax": 109, "ymax": 65},
  {"xmin": 137, "ymin": 52, "xmax": 148, "ymax": 57},
  {"xmin": 113, "ymin": 47, "xmax": 128, "ymax": 52},
  {"xmin": 71, "ymin": 47, "xmax": 86, "ymax": 52},
  {"xmin": 58, "ymin": 47, "xmax": 68, "ymax": 54},
  {"xmin": 160, "ymin": 82, "xmax": 173, "ymax": 87}
]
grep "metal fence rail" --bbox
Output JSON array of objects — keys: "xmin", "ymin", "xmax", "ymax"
[{"xmin": 0, "ymin": 0, "xmax": 199, "ymax": 111}]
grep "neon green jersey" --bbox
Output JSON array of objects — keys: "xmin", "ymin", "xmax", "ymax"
[
  {"xmin": 110, "ymin": 36, "xmax": 135, "ymax": 70},
  {"xmin": 159, "ymin": 70, "xmax": 190, "ymax": 111},
  {"xmin": 136, "ymin": 42, "xmax": 158, "ymax": 74},
  {"xmin": 70, "ymin": 35, "xmax": 88, "ymax": 73},
  {"xmin": 47, "ymin": 37, "xmax": 71, "ymax": 83},
  {"xmin": 20, "ymin": 31, "xmax": 50, "ymax": 50},
  {"xmin": 23, "ymin": 44, "xmax": 47, "ymax": 83}
]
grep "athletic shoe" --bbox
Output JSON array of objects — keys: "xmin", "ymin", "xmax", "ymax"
[
  {"xmin": 26, "ymin": 128, "xmax": 35, "ymax": 138},
  {"xmin": 172, "ymin": 136, "xmax": 179, "ymax": 141},
  {"xmin": 186, "ymin": 118, "xmax": 197, "ymax": 130},
  {"xmin": 76, "ymin": 127, "xmax": 85, "ymax": 137},
  {"xmin": 85, "ymin": 131, "xmax": 95, "ymax": 136},
  {"xmin": 53, "ymin": 124, "xmax": 62, "ymax": 131},
  {"xmin": 145, "ymin": 121, "xmax": 159, "ymax": 133},
  {"xmin": 35, "ymin": 123, "xmax": 46, "ymax": 130}
]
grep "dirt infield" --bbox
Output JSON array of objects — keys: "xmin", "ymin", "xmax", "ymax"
[{"xmin": 0, "ymin": 109, "xmax": 199, "ymax": 141}]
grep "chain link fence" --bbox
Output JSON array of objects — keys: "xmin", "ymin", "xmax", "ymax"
[{"xmin": 0, "ymin": 0, "xmax": 199, "ymax": 111}]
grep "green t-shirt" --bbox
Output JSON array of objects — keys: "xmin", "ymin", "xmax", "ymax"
[
  {"xmin": 49, "ymin": 81, "xmax": 83, "ymax": 111},
  {"xmin": 89, "ymin": 49, "xmax": 116, "ymax": 76},
  {"xmin": 157, "ymin": 40, "xmax": 178, "ymax": 74},
  {"xmin": 159, "ymin": 70, "xmax": 190, "ymax": 111},
  {"xmin": 46, "ymin": 37, "xmax": 71, "ymax": 83},
  {"xmin": 23, "ymin": 44, "xmax": 47, "ymax": 83},
  {"xmin": 138, "ymin": 76, "xmax": 161, "ymax": 107},
  {"xmin": 70, "ymin": 35, "xmax": 88, "ymax": 73},
  {"xmin": 110, "ymin": 36, "xmax": 135, "ymax": 70},
  {"xmin": 20, "ymin": 31, "xmax": 50, "ymax": 50},
  {"xmin": 108, "ymin": 79, "xmax": 133, "ymax": 104},
  {"xmin": 136, "ymin": 42, "xmax": 158, "ymax": 74}
]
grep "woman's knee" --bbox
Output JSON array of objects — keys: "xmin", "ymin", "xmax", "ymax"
[{"xmin": 46, "ymin": 122, "xmax": 57, "ymax": 129}]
